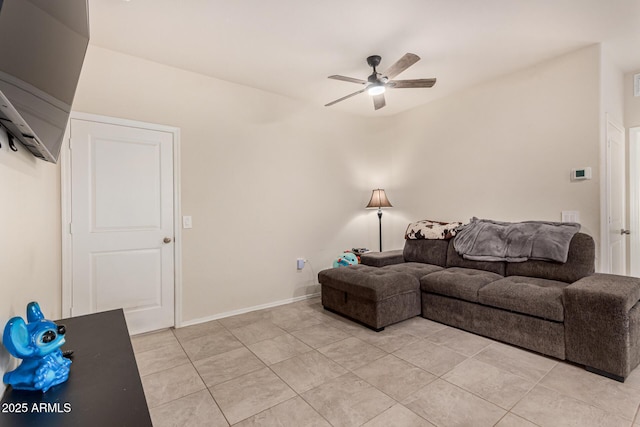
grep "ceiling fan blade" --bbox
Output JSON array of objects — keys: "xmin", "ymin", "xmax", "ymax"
[
  {"xmin": 325, "ymin": 88, "xmax": 367, "ymax": 107},
  {"xmin": 328, "ymin": 75, "xmax": 368, "ymax": 85},
  {"xmin": 373, "ymin": 93, "xmax": 386, "ymax": 110},
  {"xmin": 387, "ymin": 78, "xmax": 437, "ymax": 89},
  {"xmin": 383, "ymin": 53, "xmax": 420, "ymax": 80}
]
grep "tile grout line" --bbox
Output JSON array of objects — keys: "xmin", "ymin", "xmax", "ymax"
[
  {"xmin": 438, "ymin": 359, "xmax": 528, "ymax": 411},
  {"xmin": 179, "ymin": 313, "xmax": 323, "ymax": 426},
  {"xmin": 509, "ymin": 379, "xmax": 631, "ymax": 426},
  {"xmin": 470, "ymin": 341, "xmax": 560, "ymax": 384},
  {"xmin": 264, "ymin": 362, "xmax": 335, "ymax": 427},
  {"xmin": 170, "ymin": 327, "xmax": 232, "ymax": 426},
  {"xmin": 401, "ymin": 335, "xmax": 547, "ymax": 426},
  {"xmin": 495, "ymin": 356, "xmax": 556, "ymax": 425},
  {"xmin": 133, "ymin": 332, "xmax": 192, "ymax": 378},
  {"xmin": 533, "ymin": 361, "xmax": 640, "ymax": 423},
  {"xmin": 138, "ymin": 308, "xmax": 492, "ymax": 425},
  {"xmin": 139, "ymin": 307, "xmax": 320, "ymax": 424},
  {"xmin": 260, "ymin": 309, "xmax": 359, "ymax": 426},
  {"xmin": 139, "ymin": 300, "xmax": 640, "ymax": 427},
  {"xmin": 261, "ymin": 314, "xmax": 408, "ymax": 426},
  {"xmin": 133, "ymin": 330, "xmax": 200, "ymax": 411},
  {"xmin": 330, "ymin": 316, "xmax": 456, "ymax": 426},
  {"xmin": 428, "ymin": 375, "xmax": 537, "ymax": 427},
  {"xmin": 249, "ymin": 312, "xmax": 509, "ymax": 426}
]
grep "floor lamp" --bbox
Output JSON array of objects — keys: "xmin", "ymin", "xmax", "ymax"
[{"xmin": 366, "ymin": 189, "xmax": 393, "ymax": 252}]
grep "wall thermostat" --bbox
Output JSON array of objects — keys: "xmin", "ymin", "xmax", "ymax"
[{"xmin": 571, "ymin": 167, "xmax": 592, "ymax": 181}]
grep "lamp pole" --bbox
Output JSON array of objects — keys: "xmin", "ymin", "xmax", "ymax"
[{"xmin": 377, "ymin": 208, "xmax": 383, "ymax": 252}]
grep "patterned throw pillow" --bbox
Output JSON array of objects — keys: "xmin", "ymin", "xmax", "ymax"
[{"xmin": 405, "ymin": 220, "xmax": 463, "ymax": 240}]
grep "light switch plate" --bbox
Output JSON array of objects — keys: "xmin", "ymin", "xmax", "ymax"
[
  {"xmin": 635, "ymin": 73, "xmax": 640, "ymax": 97},
  {"xmin": 182, "ymin": 216, "xmax": 192, "ymax": 229}
]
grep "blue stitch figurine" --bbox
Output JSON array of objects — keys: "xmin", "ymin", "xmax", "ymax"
[{"xmin": 2, "ymin": 302, "xmax": 71, "ymax": 392}]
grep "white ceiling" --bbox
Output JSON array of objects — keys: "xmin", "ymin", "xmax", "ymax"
[{"xmin": 88, "ymin": 0, "xmax": 640, "ymax": 117}]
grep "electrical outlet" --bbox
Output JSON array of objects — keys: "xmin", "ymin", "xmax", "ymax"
[
  {"xmin": 561, "ymin": 211, "xmax": 580, "ymax": 223},
  {"xmin": 296, "ymin": 258, "xmax": 305, "ymax": 270}
]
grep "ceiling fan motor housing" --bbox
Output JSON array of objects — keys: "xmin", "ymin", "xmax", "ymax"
[{"xmin": 366, "ymin": 55, "xmax": 382, "ymax": 68}]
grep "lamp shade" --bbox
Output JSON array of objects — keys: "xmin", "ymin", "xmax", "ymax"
[{"xmin": 366, "ymin": 189, "xmax": 393, "ymax": 209}]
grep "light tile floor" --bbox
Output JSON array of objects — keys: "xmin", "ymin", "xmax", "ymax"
[{"xmin": 132, "ymin": 297, "xmax": 640, "ymax": 427}]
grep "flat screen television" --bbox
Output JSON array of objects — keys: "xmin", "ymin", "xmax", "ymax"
[{"xmin": 0, "ymin": 0, "xmax": 89, "ymax": 163}]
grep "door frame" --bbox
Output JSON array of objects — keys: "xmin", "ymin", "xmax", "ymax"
[
  {"xmin": 600, "ymin": 115, "xmax": 626, "ymax": 274},
  {"xmin": 61, "ymin": 112, "xmax": 183, "ymax": 329},
  {"xmin": 631, "ymin": 127, "xmax": 640, "ymax": 277}
]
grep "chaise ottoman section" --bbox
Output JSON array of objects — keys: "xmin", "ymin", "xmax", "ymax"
[{"xmin": 318, "ymin": 264, "xmax": 421, "ymax": 331}]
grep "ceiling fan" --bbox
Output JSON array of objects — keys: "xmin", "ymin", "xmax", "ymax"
[{"xmin": 325, "ymin": 53, "xmax": 436, "ymax": 111}]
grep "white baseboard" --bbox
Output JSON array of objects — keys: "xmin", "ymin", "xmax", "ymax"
[{"xmin": 179, "ymin": 292, "xmax": 321, "ymax": 328}]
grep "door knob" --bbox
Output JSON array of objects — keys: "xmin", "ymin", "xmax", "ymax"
[
  {"xmin": 163, "ymin": 237, "xmax": 172, "ymax": 244},
  {"xmin": 621, "ymin": 229, "xmax": 631, "ymax": 235}
]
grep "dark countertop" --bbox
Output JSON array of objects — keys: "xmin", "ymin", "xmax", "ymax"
[{"xmin": 1, "ymin": 309, "xmax": 152, "ymax": 427}]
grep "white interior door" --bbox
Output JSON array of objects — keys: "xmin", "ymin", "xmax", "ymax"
[
  {"xmin": 69, "ymin": 118, "xmax": 175, "ymax": 334},
  {"xmin": 606, "ymin": 118, "xmax": 627, "ymax": 275}
]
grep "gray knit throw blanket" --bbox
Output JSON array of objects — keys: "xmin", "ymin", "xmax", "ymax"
[{"xmin": 453, "ymin": 217, "xmax": 580, "ymax": 263}]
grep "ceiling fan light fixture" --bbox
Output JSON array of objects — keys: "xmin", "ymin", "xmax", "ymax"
[
  {"xmin": 368, "ymin": 84, "xmax": 385, "ymax": 96},
  {"xmin": 326, "ymin": 53, "xmax": 435, "ymax": 110}
]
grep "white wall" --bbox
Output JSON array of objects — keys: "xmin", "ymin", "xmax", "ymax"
[
  {"xmin": 0, "ymin": 43, "xmax": 612, "ymax": 355},
  {"xmin": 625, "ymin": 70, "xmax": 640, "ymax": 128},
  {"xmin": 71, "ymin": 45, "xmax": 608, "ymax": 323},
  {"xmin": 601, "ymin": 49, "xmax": 625, "ymax": 127},
  {"xmin": 72, "ymin": 46, "xmax": 391, "ymax": 323},
  {"xmin": 0, "ymin": 129, "xmax": 62, "ymax": 392},
  {"xmin": 384, "ymin": 45, "xmax": 602, "ymax": 257}
]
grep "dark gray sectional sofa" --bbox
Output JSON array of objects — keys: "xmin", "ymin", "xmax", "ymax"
[{"xmin": 318, "ymin": 233, "xmax": 640, "ymax": 382}]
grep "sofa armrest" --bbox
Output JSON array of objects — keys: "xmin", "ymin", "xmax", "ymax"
[
  {"xmin": 360, "ymin": 250, "xmax": 404, "ymax": 267},
  {"xmin": 563, "ymin": 274, "xmax": 640, "ymax": 380}
]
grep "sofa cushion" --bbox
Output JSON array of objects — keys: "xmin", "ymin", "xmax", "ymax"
[
  {"xmin": 420, "ymin": 267, "xmax": 503, "ymax": 303},
  {"xmin": 478, "ymin": 276, "xmax": 569, "ymax": 322},
  {"xmin": 360, "ymin": 250, "xmax": 405, "ymax": 267},
  {"xmin": 318, "ymin": 264, "xmax": 419, "ymax": 301},
  {"xmin": 506, "ymin": 233, "xmax": 595, "ymax": 283},
  {"xmin": 381, "ymin": 262, "xmax": 443, "ymax": 279},
  {"xmin": 403, "ymin": 239, "xmax": 448, "ymax": 267},
  {"xmin": 446, "ymin": 239, "xmax": 506, "ymax": 275}
]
